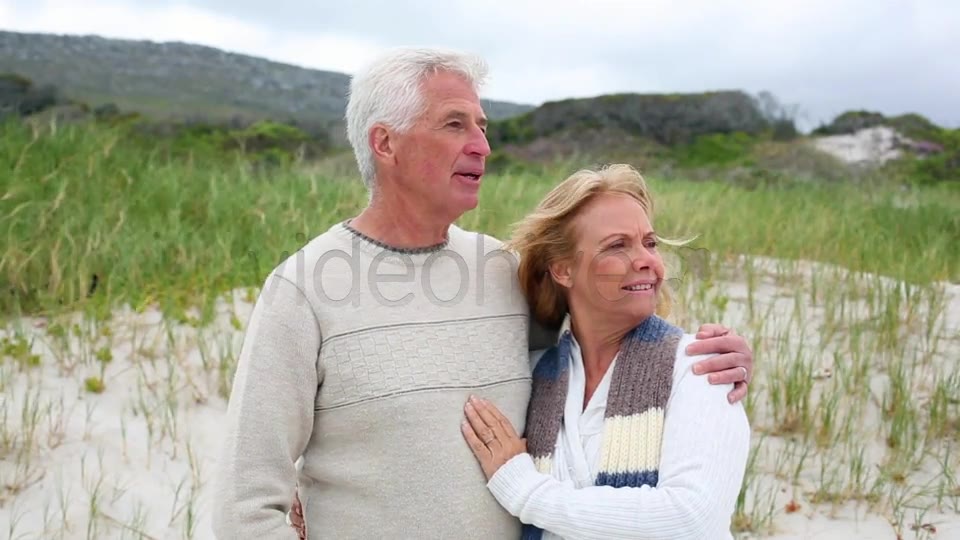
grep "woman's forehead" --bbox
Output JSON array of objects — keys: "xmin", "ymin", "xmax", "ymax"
[{"xmin": 575, "ymin": 195, "xmax": 652, "ymax": 237}]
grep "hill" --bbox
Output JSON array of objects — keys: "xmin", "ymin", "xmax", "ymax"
[
  {"xmin": 488, "ymin": 90, "xmax": 790, "ymax": 147},
  {"xmin": 0, "ymin": 30, "xmax": 534, "ymax": 135},
  {"xmin": 2, "ymin": 30, "xmax": 953, "ymax": 184}
]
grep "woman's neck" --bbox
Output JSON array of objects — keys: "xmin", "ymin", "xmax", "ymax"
[{"xmin": 569, "ymin": 312, "xmax": 632, "ymax": 402}]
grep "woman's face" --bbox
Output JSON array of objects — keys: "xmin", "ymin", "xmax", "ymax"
[{"xmin": 552, "ymin": 192, "xmax": 665, "ymax": 327}]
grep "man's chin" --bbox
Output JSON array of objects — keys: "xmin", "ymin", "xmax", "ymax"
[{"xmin": 453, "ymin": 194, "xmax": 480, "ymax": 212}]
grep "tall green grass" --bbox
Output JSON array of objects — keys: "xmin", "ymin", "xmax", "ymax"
[{"xmin": 2, "ymin": 119, "xmax": 957, "ymax": 319}]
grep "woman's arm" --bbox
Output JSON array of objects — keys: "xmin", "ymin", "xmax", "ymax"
[{"xmin": 463, "ymin": 345, "xmax": 751, "ymax": 540}]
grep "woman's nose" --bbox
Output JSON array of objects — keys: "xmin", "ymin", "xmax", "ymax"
[{"xmin": 632, "ymin": 248, "xmax": 654, "ymax": 271}]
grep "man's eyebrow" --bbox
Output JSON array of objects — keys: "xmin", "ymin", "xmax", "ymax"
[{"xmin": 444, "ymin": 110, "xmax": 487, "ymax": 128}]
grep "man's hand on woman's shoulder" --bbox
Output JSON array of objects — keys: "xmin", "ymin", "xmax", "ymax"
[{"xmin": 685, "ymin": 323, "xmax": 753, "ymax": 404}]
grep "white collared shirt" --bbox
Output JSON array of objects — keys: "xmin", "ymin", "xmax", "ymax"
[
  {"xmin": 549, "ymin": 331, "xmax": 617, "ymax": 492},
  {"xmin": 542, "ymin": 330, "xmax": 617, "ymax": 540}
]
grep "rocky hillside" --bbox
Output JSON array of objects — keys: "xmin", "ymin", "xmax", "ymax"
[
  {"xmin": 0, "ymin": 31, "xmax": 533, "ymax": 132},
  {"xmin": 488, "ymin": 90, "xmax": 794, "ymax": 148}
]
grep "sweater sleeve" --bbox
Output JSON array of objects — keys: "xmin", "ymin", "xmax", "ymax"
[
  {"xmin": 212, "ymin": 273, "xmax": 322, "ymax": 540},
  {"xmin": 486, "ymin": 339, "xmax": 751, "ymax": 540}
]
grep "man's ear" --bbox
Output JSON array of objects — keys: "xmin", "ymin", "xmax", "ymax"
[{"xmin": 369, "ymin": 124, "xmax": 393, "ymax": 161}]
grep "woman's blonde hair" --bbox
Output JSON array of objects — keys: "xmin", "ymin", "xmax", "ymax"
[{"xmin": 505, "ymin": 164, "xmax": 683, "ymax": 330}]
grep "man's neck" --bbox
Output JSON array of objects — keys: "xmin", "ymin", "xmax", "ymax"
[{"xmin": 349, "ymin": 186, "xmax": 452, "ymax": 249}]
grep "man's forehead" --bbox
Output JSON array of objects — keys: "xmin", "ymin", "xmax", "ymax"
[
  {"xmin": 436, "ymin": 102, "xmax": 486, "ymax": 119},
  {"xmin": 442, "ymin": 105, "xmax": 482, "ymax": 115}
]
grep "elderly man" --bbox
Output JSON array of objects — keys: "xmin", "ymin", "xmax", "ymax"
[{"xmin": 212, "ymin": 47, "xmax": 753, "ymax": 539}]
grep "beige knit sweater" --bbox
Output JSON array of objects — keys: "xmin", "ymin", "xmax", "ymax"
[{"xmin": 212, "ymin": 222, "xmax": 542, "ymax": 538}]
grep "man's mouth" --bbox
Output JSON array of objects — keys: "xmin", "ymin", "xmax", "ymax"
[{"xmin": 455, "ymin": 172, "xmax": 483, "ymax": 181}]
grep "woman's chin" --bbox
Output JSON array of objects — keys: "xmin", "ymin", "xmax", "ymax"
[
  {"xmin": 590, "ymin": 295, "xmax": 659, "ymax": 325},
  {"xmin": 612, "ymin": 303, "xmax": 658, "ymax": 327},
  {"xmin": 632, "ymin": 302, "xmax": 660, "ymax": 322}
]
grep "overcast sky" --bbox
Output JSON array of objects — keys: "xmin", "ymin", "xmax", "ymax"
[{"xmin": 2, "ymin": 0, "xmax": 958, "ymax": 130}]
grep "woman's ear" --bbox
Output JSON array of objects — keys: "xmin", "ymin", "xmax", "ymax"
[{"xmin": 548, "ymin": 258, "xmax": 574, "ymax": 289}]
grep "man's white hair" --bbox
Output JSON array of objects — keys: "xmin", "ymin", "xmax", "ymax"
[{"xmin": 345, "ymin": 47, "xmax": 489, "ymax": 190}]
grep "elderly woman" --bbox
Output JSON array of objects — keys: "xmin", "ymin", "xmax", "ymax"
[{"xmin": 461, "ymin": 164, "xmax": 751, "ymax": 539}]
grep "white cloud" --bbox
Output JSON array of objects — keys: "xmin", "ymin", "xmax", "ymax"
[
  {"xmin": 1, "ymin": 0, "xmax": 382, "ymax": 74},
  {"xmin": 2, "ymin": 0, "xmax": 958, "ymax": 128},
  {"xmin": 256, "ymin": 33, "xmax": 383, "ymax": 75},
  {"xmin": 3, "ymin": 0, "xmax": 263, "ymax": 45}
]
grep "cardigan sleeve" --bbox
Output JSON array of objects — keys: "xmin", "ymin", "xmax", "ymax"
[{"xmin": 486, "ymin": 337, "xmax": 751, "ymax": 540}]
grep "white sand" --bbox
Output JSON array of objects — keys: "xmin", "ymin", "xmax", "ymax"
[
  {"xmin": 811, "ymin": 126, "xmax": 906, "ymax": 165},
  {"xmin": 0, "ymin": 291, "xmax": 255, "ymax": 540},
  {"xmin": 1, "ymin": 258, "xmax": 958, "ymax": 539}
]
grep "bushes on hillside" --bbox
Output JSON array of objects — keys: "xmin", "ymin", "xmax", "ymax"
[
  {"xmin": 487, "ymin": 90, "xmax": 793, "ymax": 148},
  {"xmin": 893, "ymin": 129, "xmax": 960, "ymax": 185},
  {"xmin": 0, "ymin": 73, "xmax": 61, "ymax": 118},
  {"xmin": 132, "ymin": 119, "xmax": 326, "ymax": 166},
  {"xmin": 0, "ymin": 69, "xmax": 331, "ymax": 167},
  {"xmin": 812, "ymin": 111, "xmax": 887, "ymax": 135},
  {"xmin": 671, "ymin": 132, "xmax": 756, "ymax": 168},
  {"xmin": 813, "ymin": 110, "xmax": 941, "ymax": 141}
]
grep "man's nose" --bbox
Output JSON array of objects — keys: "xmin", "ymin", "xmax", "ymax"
[{"xmin": 465, "ymin": 127, "xmax": 491, "ymax": 157}]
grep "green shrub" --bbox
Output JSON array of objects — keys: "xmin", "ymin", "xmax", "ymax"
[
  {"xmin": 489, "ymin": 113, "xmax": 536, "ymax": 145},
  {"xmin": 0, "ymin": 72, "xmax": 61, "ymax": 117},
  {"xmin": 672, "ymin": 132, "xmax": 757, "ymax": 167}
]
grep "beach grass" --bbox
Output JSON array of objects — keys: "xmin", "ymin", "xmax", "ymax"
[
  {"xmin": 3, "ymin": 120, "xmax": 958, "ymax": 320},
  {"xmin": 1, "ymin": 119, "xmax": 959, "ymax": 538}
]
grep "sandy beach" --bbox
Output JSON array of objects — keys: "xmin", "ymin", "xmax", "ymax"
[{"xmin": 2, "ymin": 255, "xmax": 958, "ymax": 539}]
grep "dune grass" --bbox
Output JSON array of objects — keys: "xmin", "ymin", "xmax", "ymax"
[
  {"xmin": 2, "ymin": 120, "xmax": 957, "ymax": 320},
  {"xmin": 1, "ymin": 119, "xmax": 959, "ymax": 539}
]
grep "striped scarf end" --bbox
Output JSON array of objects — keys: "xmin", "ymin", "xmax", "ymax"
[
  {"xmin": 532, "ymin": 455, "xmax": 553, "ymax": 475},
  {"xmin": 595, "ymin": 469, "xmax": 660, "ymax": 488},
  {"xmin": 521, "ymin": 523, "xmax": 545, "ymax": 540}
]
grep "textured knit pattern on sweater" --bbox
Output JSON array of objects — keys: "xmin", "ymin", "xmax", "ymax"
[
  {"xmin": 212, "ymin": 222, "xmax": 544, "ymax": 539},
  {"xmin": 521, "ymin": 315, "xmax": 683, "ymax": 540}
]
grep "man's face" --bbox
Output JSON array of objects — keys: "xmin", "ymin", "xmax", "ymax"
[{"xmin": 391, "ymin": 70, "xmax": 491, "ymax": 221}]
